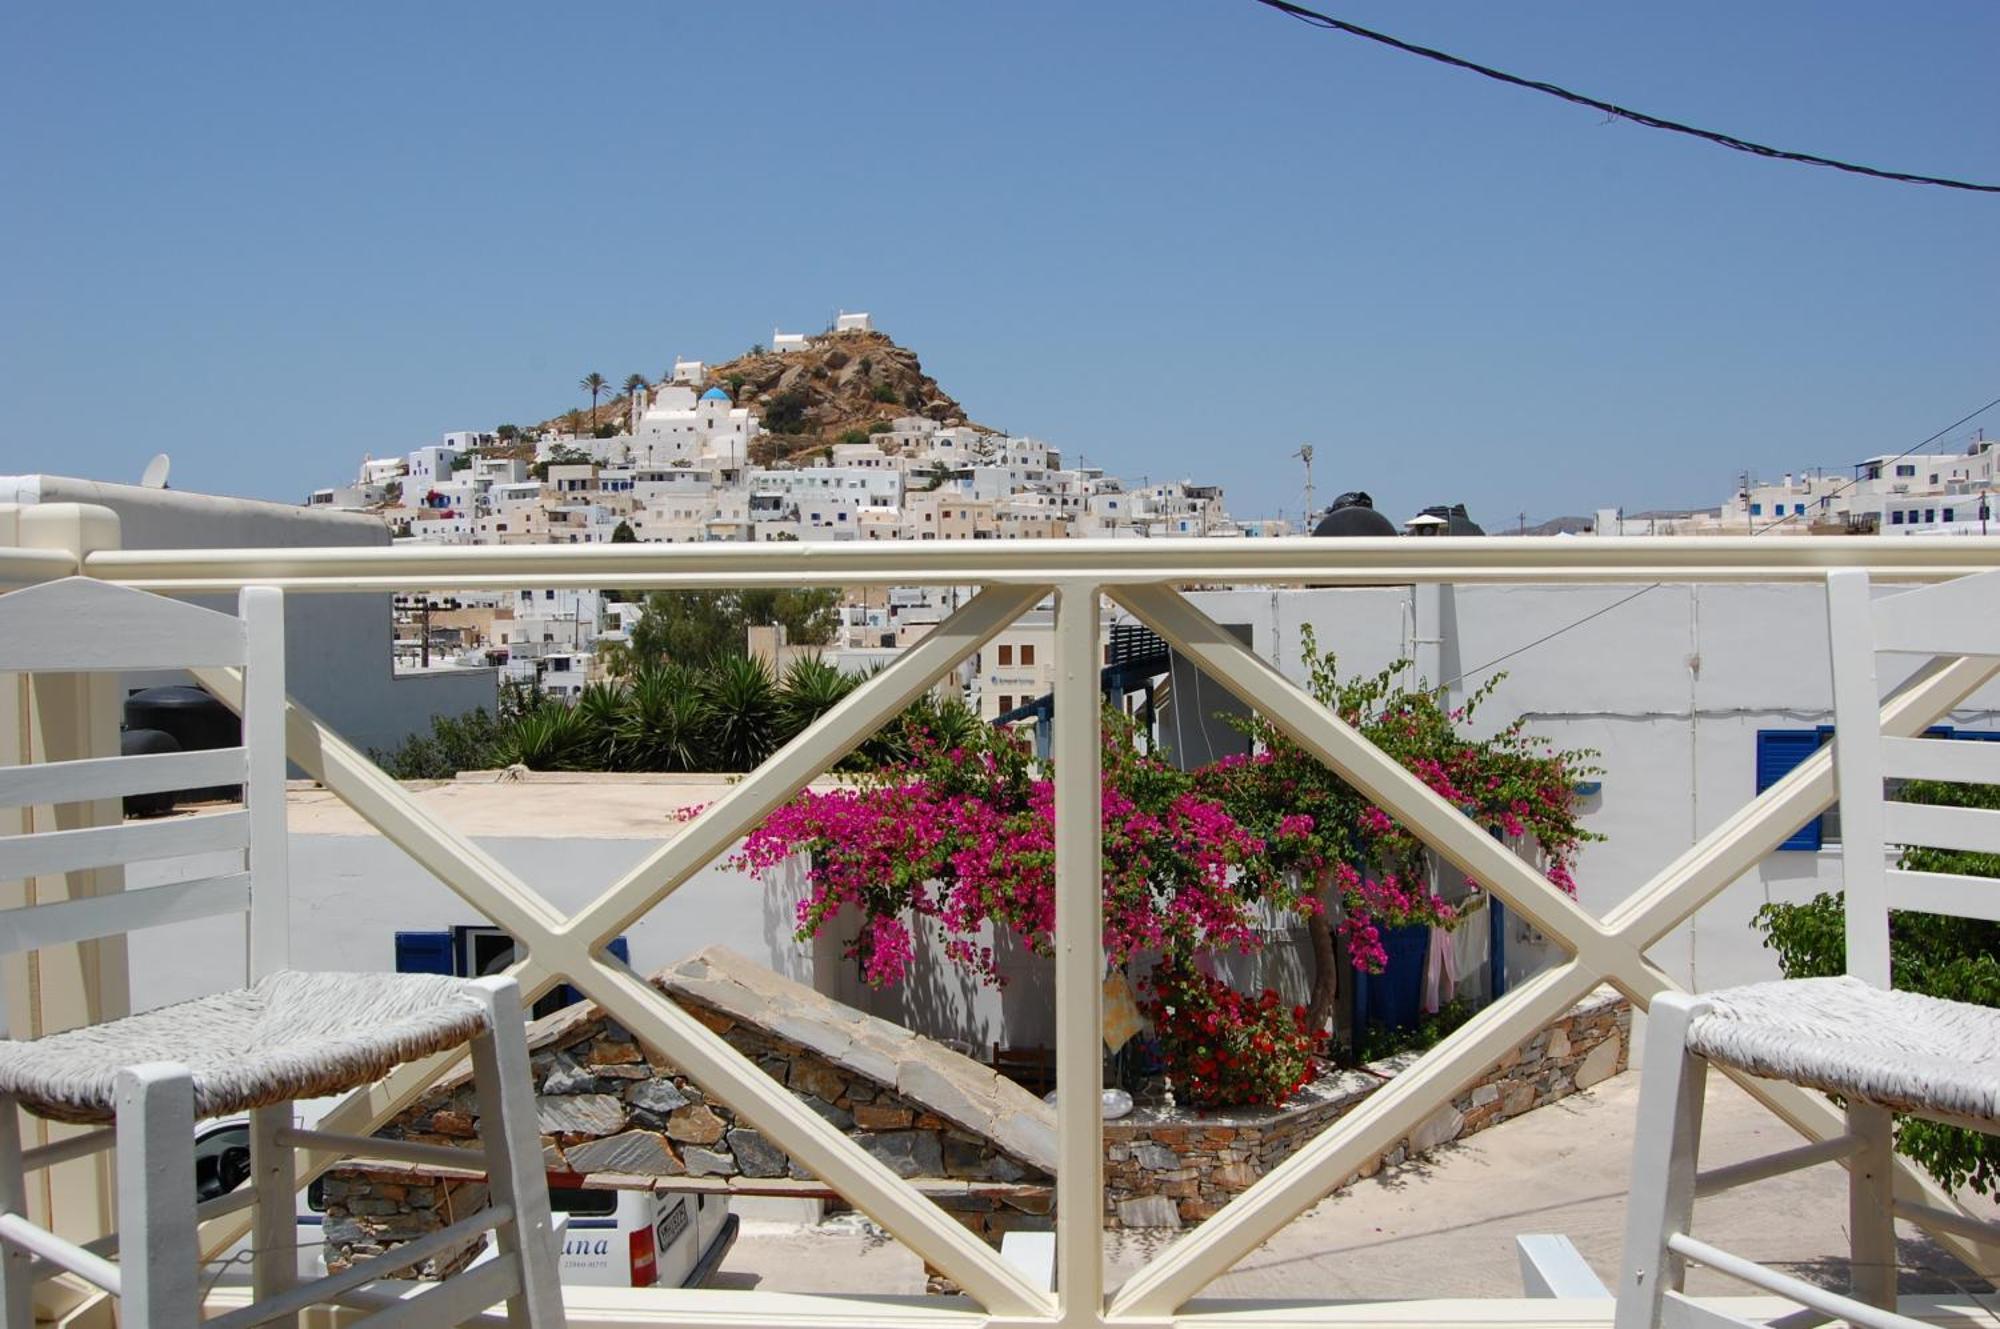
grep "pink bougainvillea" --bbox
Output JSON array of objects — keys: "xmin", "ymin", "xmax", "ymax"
[
  {"xmin": 734, "ymin": 712, "xmax": 1276, "ymax": 989},
  {"xmin": 734, "ymin": 636, "xmax": 1599, "ymax": 1108}
]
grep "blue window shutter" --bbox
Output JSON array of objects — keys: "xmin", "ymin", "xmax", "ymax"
[
  {"xmin": 556, "ymin": 936, "xmax": 630, "ymax": 1008},
  {"xmin": 394, "ymin": 931, "xmax": 454, "ymax": 974},
  {"xmin": 1756, "ymin": 730, "xmax": 1823, "ymax": 850}
]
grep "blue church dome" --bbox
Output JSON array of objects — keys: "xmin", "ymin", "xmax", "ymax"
[{"xmin": 700, "ymin": 387, "xmax": 731, "ymax": 401}]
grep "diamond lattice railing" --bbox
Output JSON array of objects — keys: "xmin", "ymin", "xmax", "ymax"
[{"xmin": 10, "ymin": 524, "xmax": 1981, "ymax": 1327}]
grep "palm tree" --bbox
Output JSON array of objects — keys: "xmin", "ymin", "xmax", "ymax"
[
  {"xmin": 622, "ymin": 373, "xmax": 648, "ymax": 409},
  {"xmin": 580, "ymin": 372, "xmax": 610, "ymax": 430}
]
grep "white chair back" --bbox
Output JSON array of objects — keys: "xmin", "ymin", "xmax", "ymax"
[
  {"xmin": 1825, "ymin": 567, "xmax": 2000, "ymax": 988},
  {"xmin": 0, "ymin": 578, "xmax": 289, "ymax": 999}
]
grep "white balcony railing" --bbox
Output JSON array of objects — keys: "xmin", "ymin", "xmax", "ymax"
[{"xmin": 4, "ymin": 502, "xmax": 2000, "ymax": 1328}]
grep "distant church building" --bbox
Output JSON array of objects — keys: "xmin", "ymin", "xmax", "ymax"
[{"xmin": 628, "ymin": 384, "xmax": 757, "ymax": 469}]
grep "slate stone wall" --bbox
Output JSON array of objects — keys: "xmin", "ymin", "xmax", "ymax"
[
  {"xmin": 332, "ymin": 976, "xmax": 1055, "ymax": 1260},
  {"xmin": 317, "ymin": 1164, "xmax": 490, "ymax": 1277},
  {"xmin": 1103, "ymin": 989, "xmax": 1630, "ymax": 1227},
  {"xmin": 329, "ymin": 971, "xmax": 1627, "ymax": 1257}
]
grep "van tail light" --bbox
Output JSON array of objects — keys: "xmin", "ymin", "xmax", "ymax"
[{"xmin": 628, "ymin": 1227, "xmax": 658, "ymax": 1288}]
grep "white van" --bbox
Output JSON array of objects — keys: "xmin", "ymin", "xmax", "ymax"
[
  {"xmin": 195, "ymin": 1115, "xmax": 736, "ymax": 1289},
  {"xmin": 542, "ymin": 1184, "xmax": 736, "ymax": 1290}
]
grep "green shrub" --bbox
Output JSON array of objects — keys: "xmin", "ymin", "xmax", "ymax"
[
  {"xmin": 763, "ymin": 390, "xmax": 810, "ymax": 434},
  {"xmin": 1756, "ymin": 776, "xmax": 2000, "ymax": 1197},
  {"xmin": 1354, "ymin": 998, "xmax": 1477, "ymax": 1065}
]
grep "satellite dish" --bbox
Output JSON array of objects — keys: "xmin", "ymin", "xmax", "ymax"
[{"xmin": 139, "ymin": 454, "xmax": 172, "ymax": 489}]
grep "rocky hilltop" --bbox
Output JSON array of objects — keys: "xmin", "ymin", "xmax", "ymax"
[{"xmin": 532, "ymin": 329, "xmax": 988, "ymax": 466}]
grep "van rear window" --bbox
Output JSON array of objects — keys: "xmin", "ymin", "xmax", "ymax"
[{"xmin": 548, "ymin": 1186, "xmax": 617, "ymax": 1217}]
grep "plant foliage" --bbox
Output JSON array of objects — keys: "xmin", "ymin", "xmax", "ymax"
[{"xmin": 1756, "ymin": 775, "xmax": 2000, "ymax": 1197}]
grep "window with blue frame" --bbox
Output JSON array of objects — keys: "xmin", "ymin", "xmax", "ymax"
[
  {"xmin": 396, "ymin": 926, "xmax": 629, "ymax": 1017},
  {"xmin": 1794, "ymin": 503, "xmax": 1806, "ymax": 516},
  {"xmin": 1749, "ymin": 502, "xmax": 1763, "ymax": 516},
  {"xmin": 1757, "ymin": 725, "xmax": 1999, "ymax": 850},
  {"xmin": 1891, "ymin": 511, "xmax": 1905, "ymax": 525}
]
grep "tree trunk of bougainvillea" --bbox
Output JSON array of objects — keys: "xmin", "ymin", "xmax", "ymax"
[{"xmin": 1305, "ymin": 871, "xmax": 1339, "ymax": 1037}]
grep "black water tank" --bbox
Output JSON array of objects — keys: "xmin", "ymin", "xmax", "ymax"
[
  {"xmin": 124, "ymin": 686, "xmax": 239, "ymax": 752},
  {"xmin": 1312, "ymin": 491, "xmax": 1398, "ymax": 538},
  {"xmin": 119, "ymin": 727, "xmax": 183, "ymax": 817},
  {"xmin": 1418, "ymin": 503, "xmax": 1486, "ymax": 537},
  {"xmin": 123, "ymin": 686, "xmax": 240, "ymax": 801}
]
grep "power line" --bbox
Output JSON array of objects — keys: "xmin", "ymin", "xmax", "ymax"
[
  {"xmin": 1249, "ymin": 0, "xmax": 2000, "ymax": 194},
  {"xmin": 1431, "ymin": 583, "xmax": 1664, "ymax": 695},
  {"xmin": 1429, "ymin": 394, "xmax": 2000, "ymax": 687},
  {"xmin": 1750, "ymin": 392, "xmax": 2000, "ymax": 534}
]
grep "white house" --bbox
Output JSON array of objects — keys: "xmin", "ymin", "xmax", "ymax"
[
  {"xmin": 406, "ymin": 444, "xmax": 461, "ymax": 489},
  {"xmin": 629, "ymin": 385, "xmax": 756, "ymax": 470},
  {"xmin": 834, "ymin": 311, "xmax": 873, "ymax": 333}
]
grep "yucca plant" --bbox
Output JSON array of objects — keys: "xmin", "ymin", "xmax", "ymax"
[
  {"xmin": 573, "ymin": 681, "xmax": 627, "ymax": 769},
  {"xmin": 776, "ymin": 654, "xmax": 858, "ymax": 745},
  {"xmin": 499, "ymin": 703, "xmax": 594, "ymax": 771},
  {"xmin": 617, "ymin": 665, "xmax": 713, "ymax": 772},
  {"xmin": 702, "ymin": 654, "xmax": 782, "ymax": 772}
]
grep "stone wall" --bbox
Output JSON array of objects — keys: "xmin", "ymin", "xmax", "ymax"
[
  {"xmin": 329, "ymin": 955, "xmax": 1628, "ymax": 1257},
  {"xmin": 333, "ymin": 947, "xmax": 1056, "ymax": 1259},
  {"xmin": 316, "ymin": 1163, "xmax": 490, "ymax": 1277},
  {"xmin": 1104, "ymin": 987, "xmax": 1629, "ymax": 1227}
]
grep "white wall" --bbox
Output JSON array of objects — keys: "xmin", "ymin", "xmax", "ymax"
[
  {"xmin": 1184, "ymin": 582, "xmax": 2000, "ymax": 994},
  {"xmin": 1, "ymin": 474, "xmax": 496, "ymax": 757},
  {"xmin": 126, "ymin": 835, "xmax": 816, "ymax": 1012}
]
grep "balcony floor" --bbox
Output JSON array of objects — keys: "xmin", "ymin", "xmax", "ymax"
[{"xmin": 715, "ymin": 1069, "xmax": 1996, "ymax": 1303}]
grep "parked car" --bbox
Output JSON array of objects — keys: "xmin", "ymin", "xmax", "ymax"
[{"xmin": 195, "ymin": 1111, "xmax": 736, "ymax": 1289}]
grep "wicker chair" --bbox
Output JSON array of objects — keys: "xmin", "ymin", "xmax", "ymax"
[
  {"xmin": 1617, "ymin": 567, "xmax": 2000, "ymax": 1329},
  {"xmin": 0, "ymin": 578, "xmax": 564, "ymax": 1329}
]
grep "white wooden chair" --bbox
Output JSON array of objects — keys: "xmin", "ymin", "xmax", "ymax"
[
  {"xmin": 1617, "ymin": 567, "xmax": 2000, "ymax": 1329},
  {"xmin": 0, "ymin": 578, "xmax": 565, "ymax": 1329}
]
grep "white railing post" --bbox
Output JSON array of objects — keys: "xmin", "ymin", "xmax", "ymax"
[
  {"xmin": 1053, "ymin": 581, "xmax": 1105, "ymax": 1326},
  {"xmin": 4, "ymin": 503, "xmax": 123, "ymax": 1247}
]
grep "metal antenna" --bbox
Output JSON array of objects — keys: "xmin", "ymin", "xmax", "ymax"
[{"xmin": 1293, "ymin": 444, "xmax": 1315, "ymax": 523}]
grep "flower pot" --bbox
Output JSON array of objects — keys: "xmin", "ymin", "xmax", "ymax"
[{"xmin": 1350, "ymin": 921, "xmax": 1431, "ymax": 1044}]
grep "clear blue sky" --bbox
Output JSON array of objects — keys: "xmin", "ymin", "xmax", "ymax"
[{"xmin": 4, "ymin": 2, "xmax": 1995, "ymax": 527}]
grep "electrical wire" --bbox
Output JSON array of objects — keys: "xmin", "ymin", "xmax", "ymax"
[
  {"xmin": 1425, "ymin": 394, "xmax": 2000, "ymax": 685},
  {"xmin": 1751, "ymin": 393, "xmax": 2000, "ymax": 534},
  {"xmin": 1249, "ymin": 0, "xmax": 2000, "ymax": 194},
  {"xmin": 1430, "ymin": 583, "xmax": 1665, "ymax": 695}
]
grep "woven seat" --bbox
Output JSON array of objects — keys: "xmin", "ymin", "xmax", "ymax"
[
  {"xmin": 1686, "ymin": 975, "xmax": 2000, "ymax": 1126},
  {"xmin": 0, "ymin": 971, "xmax": 490, "ymax": 1126}
]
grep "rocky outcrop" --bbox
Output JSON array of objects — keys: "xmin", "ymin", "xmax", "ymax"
[{"xmin": 528, "ymin": 330, "xmax": 984, "ymax": 464}]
